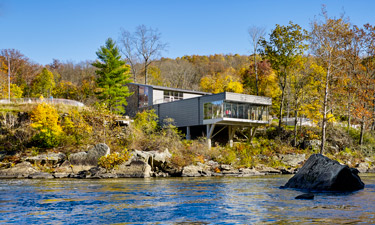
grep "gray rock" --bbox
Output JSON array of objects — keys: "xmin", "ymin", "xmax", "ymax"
[
  {"xmin": 115, "ymin": 160, "xmax": 151, "ymax": 178},
  {"xmin": 148, "ymin": 149, "xmax": 172, "ymax": 169},
  {"xmin": 28, "ymin": 172, "xmax": 54, "ymax": 179},
  {"xmin": 182, "ymin": 164, "xmax": 211, "ymax": 177},
  {"xmin": 0, "ymin": 161, "xmax": 39, "ymax": 178},
  {"xmin": 53, "ymin": 173, "xmax": 70, "ymax": 178},
  {"xmin": 26, "ymin": 153, "xmax": 66, "ymax": 165},
  {"xmin": 238, "ymin": 168, "xmax": 264, "ymax": 176},
  {"xmin": 220, "ymin": 164, "xmax": 233, "ymax": 171},
  {"xmin": 278, "ymin": 154, "xmax": 306, "ymax": 167},
  {"xmin": 69, "ymin": 143, "xmax": 110, "ymax": 166},
  {"xmin": 255, "ymin": 164, "xmax": 282, "ymax": 174},
  {"xmin": 356, "ymin": 162, "xmax": 369, "ymax": 173},
  {"xmin": 284, "ymin": 154, "xmax": 365, "ymax": 191},
  {"xmin": 295, "ymin": 193, "xmax": 314, "ymax": 200}
]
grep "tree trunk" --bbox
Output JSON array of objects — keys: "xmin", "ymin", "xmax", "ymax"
[
  {"xmin": 278, "ymin": 86, "xmax": 285, "ymax": 129},
  {"xmin": 278, "ymin": 72, "xmax": 287, "ymax": 129},
  {"xmin": 359, "ymin": 118, "xmax": 365, "ymax": 146},
  {"xmin": 347, "ymin": 95, "xmax": 351, "ymax": 134},
  {"xmin": 294, "ymin": 109, "xmax": 298, "ymax": 147},
  {"xmin": 254, "ymin": 54, "xmax": 258, "ymax": 96},
  {"xmin": 144, "ymin": 62, "xmax": 148, "ymax": 85},
  {"xmin": 320, "ymin": 67, "xmax": 330, "ymax": 155}
]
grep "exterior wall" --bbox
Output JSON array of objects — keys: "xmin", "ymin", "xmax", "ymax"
[
  {"xmin": 225, "ymin": 92, "xmax": 272, "ymax": 105},
  {"xmin": 155, "ymin": 98, "xmax": 200, "ymax": 127},
  {"xmin": 152, "ymin": 89, "xmax": 164, "ymax": 104},
  {"xmin": 183, "ymin": 93, "xmax": 204, "ymax": 99},
  {"xmin": 125, "ymin": 83, "xmax": 139, "ymax": 118}
]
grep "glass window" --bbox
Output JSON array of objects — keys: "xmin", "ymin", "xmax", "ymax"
[
  {"xmin": 138, "ymin": 86, "xmax": 149, "ymax": 107},
  {"xmin": 164, "ymin": 90, "xmax": 183, "ymax": 102},
  {"xmin": 238, "ymin": 104, "xmax": 244, "ymax": 119},
  {"xmin": 204, "ymin": 103, "xmax": 213, "ymax": 119}
]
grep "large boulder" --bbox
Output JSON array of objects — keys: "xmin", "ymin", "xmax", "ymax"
[
  {"xmin": 114, "ymin": 161, "xmax": 151, "ymax": 178},
  {"xmin": 182, "ymin": 163, "xmax": 211, "ymax": 177},
  {"xmin": 26, "ymin": 152, "xmax": 66, "ymax": 166},
  {"xmin": 283, "ymin": 154, "xmax": 364, "ymax": 191},
  {"xmin": 69, "ymin": 143, "xmax": 110, "ymax": 166},
  {"xmin": 0, "ymin": 161, "xmax": 39, "ymax": 178},
  {"xmin": 278, "ymin": 154, "xmax": 306, "ymax": 167}
]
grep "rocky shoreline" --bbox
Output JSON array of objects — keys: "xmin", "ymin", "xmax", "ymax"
[{"xmin": 0, "ymin": 143, "xmax": 374, "ymax": 179}]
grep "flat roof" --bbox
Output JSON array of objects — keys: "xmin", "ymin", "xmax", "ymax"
[{"xmin": 129, "ymin": 83, "xmax": 210, "ymax": 95}]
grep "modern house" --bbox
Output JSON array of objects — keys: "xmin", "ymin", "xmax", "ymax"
[{"xmin": 125, "ymin": 83, "xmax": 272, "ymax": 148}]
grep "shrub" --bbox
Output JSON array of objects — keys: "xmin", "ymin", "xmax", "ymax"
[
  {"xmin": 30, "ymin": 103, "xmax": 62, "ymax": 148},
  {"xmin": 98, "ymin": 149, "xmax": 131, "ymax": 171},
  {"xmin": 126, "ymin": 110, "xmax": 183, "ymax": 152},
  {"xmin": 61, "ymin": 108, "xmax": 92, "ymax": 145}
]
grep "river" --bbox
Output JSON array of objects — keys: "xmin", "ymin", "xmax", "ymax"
[{"xmin": 1, "ymin": 174, "xmax": 375, "ymax": 224}]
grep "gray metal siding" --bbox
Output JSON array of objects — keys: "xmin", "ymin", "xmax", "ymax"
[{"xmin": 157, "ymin": 98, "xmax": 200, "ymax": 127}]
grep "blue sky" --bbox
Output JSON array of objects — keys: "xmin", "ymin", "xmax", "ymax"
[{"xmin": 0, "ymin": 0, "xmax": 374, "ymax": 65}]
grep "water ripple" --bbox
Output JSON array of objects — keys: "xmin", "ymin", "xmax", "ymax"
[{"xmin": 0, "ymin": 175, "xmax": 375, "ymax": 224}]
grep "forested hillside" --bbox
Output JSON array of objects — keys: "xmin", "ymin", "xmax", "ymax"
[{"xmin": 1, "ymin": 9, "xmax": 375, "ymax": 161}]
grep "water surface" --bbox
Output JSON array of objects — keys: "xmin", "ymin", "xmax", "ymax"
[{"xmin": 1, "ymin": 174, "xmax": 375, "ymax": 224}]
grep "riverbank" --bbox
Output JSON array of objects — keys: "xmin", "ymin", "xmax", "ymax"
[
  {"xmin": 2, "ymin": 105, "xmax": 375, "ymax": 179},
  {"xmin": 1, "ymin": 143, "xmax": 374, "ymax": 179}
]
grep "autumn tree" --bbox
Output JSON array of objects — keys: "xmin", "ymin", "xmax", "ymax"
[
  {"xmin": 31, "ymin": 68, "xmax": 55, "ymax": 97},
  {"xmin": 241, "ymin": 60, "xmax": 278, "ymax": 96},
  {"xmin": 155, "ymin": 58, "xmax": 199, "ymax": 90},
  {"xmin": 92, "ymin": 38, "xmax": 132, "ymax": 114},
  {"xmin": 310, "ymin": 9, "xmax": 351, "ymax": 153},
  {"xmin": 200, "ymin": 68, "xmax": 243, "ymax": 93},
  {"xmin": 119, "ymin": 25, "xmax": 168, "ymax": 84},
  {"xmin": 352, "ymin": 24, "xmax": 375, "ymax": 145},
  {"xmin": 248, "ymin": 25, "xmax": 266, "ymax": 95},
  {"xmin": 30, "ymin": 103, "xmax": 62, "ymax": 148},
  {"xmin": 260, "ymin": 21, "xmax": 309, "ymax": 129},
  {"xmin": 0, "ymin": 49, "xmax": 41, "ymax": 97}
]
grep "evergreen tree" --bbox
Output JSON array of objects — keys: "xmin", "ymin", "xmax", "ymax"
[{"xmin": 92, "ymin": 38, "xmax": 132, "ymax": 114}]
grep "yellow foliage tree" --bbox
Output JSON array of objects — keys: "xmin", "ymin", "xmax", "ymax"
[
  {"xmin": 200, "ymin": 68, "xmax": 243, "ymax": 93},
  {"xmin": 30, "ymin": 103, "xmax": 62, "ymax": 148},
  {"xmin": 0, "ymin": 83, "xmax": 23, "ymax": 99}
]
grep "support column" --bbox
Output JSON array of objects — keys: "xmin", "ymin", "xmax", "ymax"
[
  {"xmin": 186, "ymin": 126, "xmax": 191, "ymax": 140},
  {"xmin": 206, "ymin": 124, "xmax": 215, "ymax": 149},
  {"xmin": 228, "ymin": 125, "xmax": 236, "ymax": 147},
  {"xmin": 249, "ymin": 126, "xmax": 257, "ymax": 143}
]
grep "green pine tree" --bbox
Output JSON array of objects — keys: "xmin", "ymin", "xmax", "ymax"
[{"xmin": 92, "ymin": 38, "xmax": 133, "ymax": 114}]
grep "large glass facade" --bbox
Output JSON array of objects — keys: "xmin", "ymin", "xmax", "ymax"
[
  {"xmin": 138, "ymin": 86, "xmax": 149, "ymax": 107},
  {"xmin": 204, "ymin": 101, "xmax": 269, "ymax": 121}
]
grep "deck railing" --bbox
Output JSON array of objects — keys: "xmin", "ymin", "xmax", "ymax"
[{"xmin": 0, "ymin": 98, "xmax": 85, "ymax": 107}]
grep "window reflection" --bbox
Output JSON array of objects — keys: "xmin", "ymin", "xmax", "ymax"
[
  {"xmin": 139, "ymin": 86, "xmax": 149, "ymax": 107},
  {"xmin": 164, "ymin": 91, "xmax": 183, "ymax": 102},
  {"xmin": 204, "ymin": 101, "xmax": 269, "ymax": 121}
]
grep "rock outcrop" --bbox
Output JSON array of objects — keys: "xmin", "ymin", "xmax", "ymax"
[
  {"xmin": 69, "ymin": 143, "xmax": 110, "ymax": 166},
  {"xmin": 26, "ymin": 153, "xmax": 66, "ymax": 166},
  {"xmin": 182, "ymin": 163, "xmax": 211, "ymax": 177},
  {"xmin": 114, "ymin": 161, "xmax": 152, "ymax": 178},
  {"xmin": 0, "ymin": 162, "xmax": 39, "ymax": 178},
  {"xmin": 283, "ymin": 154, "xmax": 365, "ymax": 192}
]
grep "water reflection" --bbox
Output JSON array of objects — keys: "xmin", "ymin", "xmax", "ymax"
[{"xmin": 0, "ymin": 175, "xmax": 375, "ymax": 224}]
